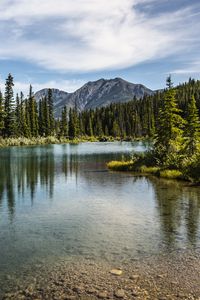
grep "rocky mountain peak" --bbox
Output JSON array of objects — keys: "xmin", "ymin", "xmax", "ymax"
[{"xmin": 34, "ymin": 77, "xmax": 154, "ymax": 117}]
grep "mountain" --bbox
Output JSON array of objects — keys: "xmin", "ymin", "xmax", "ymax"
[{"xmin": 34, "ymin": 78, "xmax": 154, "ymax": 117}]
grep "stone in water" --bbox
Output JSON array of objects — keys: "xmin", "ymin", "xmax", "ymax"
[{"xmin": 110, "ymin": 269, "xmax": 123, "ymax": 276}]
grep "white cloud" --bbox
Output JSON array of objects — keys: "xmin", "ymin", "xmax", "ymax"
[
  {"xmin": 0, "ymin": 0, "xmax": 199, "ymax": 72},
  {"xmin": 0, "ymin": 79, "xmax": 85, "ymax": 95},
  {"xmin": 171, "ymin": 62, "xmax": 200, "ymax": 75}
]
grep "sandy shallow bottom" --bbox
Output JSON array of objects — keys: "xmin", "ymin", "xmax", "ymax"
[{"xmin": 1, "ymin": 250, "xmax": 200, "ymax": 300}]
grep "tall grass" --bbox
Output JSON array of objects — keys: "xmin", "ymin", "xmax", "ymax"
[
  {"xmin": 0, "ymin": 135, "xmax": 147, "ymax": 148},
  {"xmin": 0, "ymin": 136, "xmax": 99, "ymax": 147},
  {"xmin": 107, "ymin": 150, "xmax": 192, "ymax": 181},
  {"xmin": 0, "ymin": 135, "xmax": 123, "ymax": 147},
  {"xmin": 107, "ymin": 160, "xmax": 134, "ymax": 171},
  {"xmin": 159, "ymin": 169, "xmax": 184, "ymax": 179},
  {"xmin": 139, "ymin": 165, "xmax": 160, "ymax": 174},
  {"xmin": 0, "ymin": 136, "xmax": 62, "ymax": 147}
]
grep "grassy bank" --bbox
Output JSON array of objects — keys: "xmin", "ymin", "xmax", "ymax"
[
  {"xmin": 107, "ymin": 151, "xmax": 200, "ymax": 182},
  {"xmin": 107, "ymin": 160, "xmax": 186, "ymax": 180},
  {"xmin": 0, "ymin": 136, "xmax": 100, "ymax": 147}
]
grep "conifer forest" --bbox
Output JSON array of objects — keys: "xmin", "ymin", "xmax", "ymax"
[{"xmin": 1, "ymin": 74, "xmax": 200, "ymax": 141}]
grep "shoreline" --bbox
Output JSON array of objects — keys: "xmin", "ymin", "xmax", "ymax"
[
  {"xmin": 0, "ymin": 136, "xmax": 147, "ymax": 148},
  {"xmin": 2, "ymin": 250, "xmax": 200, "ymax": 300},
  {"xmin": 107, "ymin": 160, "xmax": 199, "ymax": 183}
]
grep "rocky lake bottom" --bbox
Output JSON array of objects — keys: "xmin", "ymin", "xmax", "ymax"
[{"xmin": 1, "ymin": 249, "xmax": 200, "ymax": 300}]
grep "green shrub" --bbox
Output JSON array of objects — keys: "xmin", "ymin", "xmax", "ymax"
[
  {"xmin": 139, "ymin": 166, "xmax": 160, "ymax": 174},
  {"xmin": 181, "ymin": 154, "xmax": 200, "ymax": 182},
  {"xmin": 107, "ymin": 160, "xmax": 134, "ymax": 171},
  {"xmin": 159, "ymin": 169, "xmax": 183, "ymax": 179}
]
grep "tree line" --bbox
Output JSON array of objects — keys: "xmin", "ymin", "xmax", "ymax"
[{"xmin": 0, "ymin": 73, "xmax": 200, "ymax": 141}]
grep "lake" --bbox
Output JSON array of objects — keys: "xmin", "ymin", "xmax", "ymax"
[{"xmin": 0, "ymin": 142, "xmax": 200, "ymax": 295}]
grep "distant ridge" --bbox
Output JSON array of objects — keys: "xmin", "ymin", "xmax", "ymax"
[{"xmin": 35, "ymin": 77, "xmax": 154, "ymax": 117}]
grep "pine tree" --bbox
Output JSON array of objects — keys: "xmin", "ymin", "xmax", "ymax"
[
  {"xmin": 74, "ymin": 108, "xmax": 79, "ymax": 137},
  {"xmin": 28, "ymin": 85, "xmax": 39, "ymax": 137},
  {"xmin": 68, "ymin": 108, "xmax": 74, "ymax": 138},
  {"xmin": 88, "ymin": 117, "xmax": 93, "ymax": 136},
  {"xmin": 95, "ymin": 116, "xmax": 103, "ymax": 136},
  {"xmin": 38, "ymin": 100, "xmax": 44, "ymax": 136},
  {"xmin": 15, "ymin": 93, "xmax": 21, "ymax": 136},
  {"xmin": 112, "ymin": 120, "xmax": 120, "ymax": 137},
  {"xmin": 43, "ymin": 96, "xmax": 50, "ymax": 136},
  {"xmin": 20, "ymin": 92, "xmax": 29, "ymax": 137},
  {"xmin": 47, "ymin": 89, "xmax": 54, "ymax": 135},
  {"xmin": 78, "ymin": 114, "xmax": 84, "ymax": 136},
  {"xmin": 68, "ymin": 108, "xmax": 79, "ymax": 138},
  {"xmin": 4, "ymin": 73, "xmax": 15, "ymax": 137},
  {"xmin": 166, "ymin": 74, "xmax": 173, "ymax": 89},
  {"xmin": 60, "ymin": 106, "xmax": 68, "ymax": 136},
  {"xmin": 38, "ymin": 97, "xmax": 50, "ymax": 136},
  {"xmin": 147, "ymin": 97, "xmax": 155, "ymax": 137},
  {"xmin": 25, "ymin": 98, "xmax": 31, "ymax": 137},
  {"xmin": 154, "ymin": 77, "xmax": 185, "ymax": 165},
  {"xmin": 184, "ymin": 95, "xmax": 200, "ymax": 155},
  {"xmin": 0, "ymin": 90, "xmax": 5, "ymax": 136}
]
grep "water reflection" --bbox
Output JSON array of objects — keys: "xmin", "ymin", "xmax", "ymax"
[
  {"xmin": 185, "ymin": 190, "xmax": 200, "ymax": 245},
  {"xmin": 151, "ymin": 177, "xmax": 200, "ymax": 249},
  {"xmin": 0, "ymin": 150, "xmax": 15, "ymax": 219},
  {"xmin": 0, "ymin": 142, "xmax": 200, "ymax": 261},
  {"xmin": 0, "ymin": 143, "xmax": 135, "ymax": 218},
  {"xmin": 0, "ymin": 148, "xmax": 55, "ymax": 218}
]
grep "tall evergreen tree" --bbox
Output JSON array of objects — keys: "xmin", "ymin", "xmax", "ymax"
[
  {"xmin": 68, "ymin": 108, "xmax": 79, "ymax": 138},
  {"xmin": 4, "ymin": 73, "xmax": 15, "ymax": 137},
  {"xmin": 154, "ymin": 77, "xmax": 185, "ymax": 164},
  {"xmin": 88, "ymin": 116, "xmax": 93, "ymax": 136},
  {"xmin": 112, "ymin": 120, "xmax": 120, "ymax": 137},
  {"xmin": 184, "ymin": 95, "xmax": 200, "ymax": 155},
  {"xmin": 28, "ymin": 85, "xmax": 38, "ymax": 137},
  {"xmin": 0, "ymin": 90, "xmax": 5, "ymax": 136},
  {"xmin": 20, "ymin": 92, "xmax": 29, "ymax": 137},
  {"xmin": 166, "ymin": 74, "xmax": 173, "ymax": 89},
  {"xmin": 43, "ymin": 96, "xmax": 50, "ymax": 136},
  {"xmin": 15, "ymin": 93, "xmax": 21, "ymax": 136},
  {"xmin": 38, "ymin": 99, "xmax": 44, "ymax": 136},
  {"xmin": 60, "ymin": 106, "xmax": 68, "ymax": 136},
  {"xmin": 25, "ymin": 98, "xmax": 31, "ymax": 137},
  {"xmin": 47, "ymin": 89, "xmax": 54, "ymax": 135}
]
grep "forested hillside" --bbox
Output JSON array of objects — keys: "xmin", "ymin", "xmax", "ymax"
[{"xmin": 34, "ymin": 77, "xmax": 154, "ymax": 117}]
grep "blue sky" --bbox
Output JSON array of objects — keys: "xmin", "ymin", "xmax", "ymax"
[{"xmin": 0, "ymin": 0, "xmax": 199, "ymax": 94}]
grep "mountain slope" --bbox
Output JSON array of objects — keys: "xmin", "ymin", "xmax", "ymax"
[{"xmin": 34, "ymin": 78, "xmax": 154, "ymax": 117}]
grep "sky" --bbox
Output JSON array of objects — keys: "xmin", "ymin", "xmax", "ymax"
[{"xmin": 0, "ymin": 0, "xmax": 200, "ymax": 95}]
